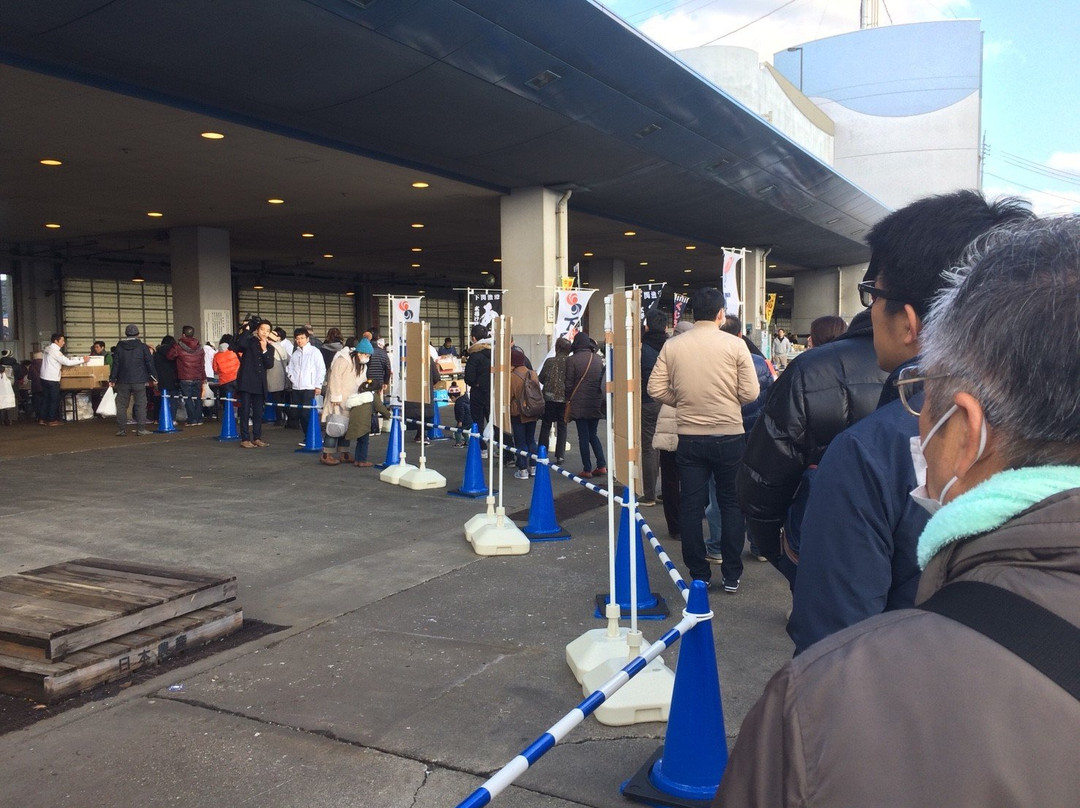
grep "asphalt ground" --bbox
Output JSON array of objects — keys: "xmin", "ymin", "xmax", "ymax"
[{"xmin": 0, "ymin": 411, "xmax": 795, "ymax": 808}]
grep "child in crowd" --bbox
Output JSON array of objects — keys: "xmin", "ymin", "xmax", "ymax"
[{"xmin": 449, "ymin": 382, "xmax": 471, "ymax": 447}]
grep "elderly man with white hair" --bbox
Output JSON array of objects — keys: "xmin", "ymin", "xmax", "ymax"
[{"xmin": 715, "ymin": 215, "xmax": 1080, "ymax": 807}]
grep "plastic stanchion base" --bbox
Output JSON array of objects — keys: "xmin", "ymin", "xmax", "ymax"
[
  {"xmin": 581, "ymin": 655, "xmax": 674, "ymax": 726},
  {"xmin": 565, "ymin": 626, "xmax": 633, "ymax": 685},
  {"xmin": 398, "ymin": 466, "xmax": 447, "ymax": 490},
  {"xmin": 380, "ymin": 463, "xmax": 417, "ymax": 485}
]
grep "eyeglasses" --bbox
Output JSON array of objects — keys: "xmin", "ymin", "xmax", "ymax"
[
  {"xmin": 858, "ymin": 281, "xmax": 910, "ymax": 308},
  {"xmin": 895, "ymin": 365, "xmax": 951, "ymax": 417}
]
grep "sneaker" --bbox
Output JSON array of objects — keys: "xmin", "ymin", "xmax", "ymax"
[
  {"xmin": 637, "ymin": 498, "xmax": 657, "ymax": 507},
  {"xmin": 298, "ymin": 441, "xmax": 307, "ymax": 447},
  {"xmin": 722, "ymin": 578, "xmax": 740, "ymax": 594},
  {"xmin": 554, "ymin": 456, "xmax": 564, "ymax": 465},
  {"xmin": 115, "ymin": 429, "xmax": 127, "ymax": 436},
  {"xmin": 188, "ymin": 421, "xmax": 203, "ymax": 426},
  {"xmin": 240, "ymin": 440, "xmax": 256, "ymax": 448},
  {"xmin": 253, "ymin": 439, "xmax": 270, "ymax": 447},
  {"xmin": 749, "ymin": 543, "xmax": 768, "ymax": 562},
  {"xmin": 514, "ymin": 469, "xmax": 530, "ymax": 480},
  {"xmin": 706, "ymin": 553, "xmax": 724, "ymax": 564},
  {"xmin": 135, "ymin": 429, "xmax": 151, "ymax": 436}
]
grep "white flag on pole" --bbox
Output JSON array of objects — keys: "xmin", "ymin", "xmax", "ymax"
[{"xmin": 721, "ymin": 249, "xmax": 743, "ymax": 316}]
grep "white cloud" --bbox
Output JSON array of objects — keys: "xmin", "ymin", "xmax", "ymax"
[
  {"xmin": 1047, "ymin": 152, "xmax": 1080, "ymax": 172},
  {"xmin": 609, "ymin": 0, "xmax": 971, "ymax": 62},
  {"xmin": 982, "ymin": 38, "xmax": 1015, "ymax": 62},
  {"xmin": 983, "ymin": 183, "xmax": 1080, "ymax": 216}
]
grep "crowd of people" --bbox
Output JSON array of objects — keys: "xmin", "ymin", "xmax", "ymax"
[{"xmin": 5, "ymin": 189, "xmax": 1078, "ymax": 804}]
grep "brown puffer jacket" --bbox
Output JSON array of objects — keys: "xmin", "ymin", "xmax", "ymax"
[
  {"xmin": 716, "ymin": 487, "xmax": 1080, "ymax": 808},
  {"xmin": 167, "ymin": 336, "xmax": 207, "ymax": 381},
  {"xmin": 563, "ymin": 335, "xmax": 604, "ymax": 421}
]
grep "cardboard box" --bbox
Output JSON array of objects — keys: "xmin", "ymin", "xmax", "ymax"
[{"xmin": 60, "ymin": 365, "xmax": 110, "ymax": 390}]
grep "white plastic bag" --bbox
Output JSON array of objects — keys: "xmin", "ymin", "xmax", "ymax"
[
  {"xmin": 96, "ymin": 386, "xmax": 117, "ymax": 417},
  {"xmin": 202, "ymin": 383, "xmax": 216, "ymax": 407}
]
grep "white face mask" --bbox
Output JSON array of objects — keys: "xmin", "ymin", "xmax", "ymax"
[
  {"xmin": 909, "ymin": 404, "xmax": 987, "ymax": 514},
  {"xmin": 358, "ymin": 355, "xmax": 370, "ymax": 364}
]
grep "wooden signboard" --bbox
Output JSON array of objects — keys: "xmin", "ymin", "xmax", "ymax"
[
  {"xmin": 610, "ymin": 289, "xmax": 642, "ymax": 490},
  {"xmin": 404, "ymin": 320, "xmax": 430, "ymax": 404}
]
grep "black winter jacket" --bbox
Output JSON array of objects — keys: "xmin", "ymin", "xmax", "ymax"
[
  {"xmin": 235, "ymin": 332, "xmax": 275, "ymax": 394},
  {"xmin": 563, "ymin": 335, "xmax": 605, "ymax": 420},
  {"xmin": 736, "ymin": 308, "xmax": 887, "ymax": 555},
  {"xmin": 110, "ymin": 338, "xmax": 155, "ymax": 385}
]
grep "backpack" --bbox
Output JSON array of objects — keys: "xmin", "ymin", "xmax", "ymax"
[{"xmin": 515, "ymin": 368, "xmax": 546, "ymax": 418}]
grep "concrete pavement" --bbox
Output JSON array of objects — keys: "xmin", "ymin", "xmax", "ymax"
[{"xmin": 0, "ymin": 415, "xmax": 794, "ymax": 807}]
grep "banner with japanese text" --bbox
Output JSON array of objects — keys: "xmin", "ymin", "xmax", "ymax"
[{"xmin": 721, "ymin": 249, "xmax": 743, "ymax": 316}]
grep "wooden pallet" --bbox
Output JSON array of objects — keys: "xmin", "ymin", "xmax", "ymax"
[
  {"xmin": 0, "ymin": 558, "xmax": 238, "ymax": 660},
  {"xmin": 0, "ymin": 602, "xmax": 243, "ymax": 702}
]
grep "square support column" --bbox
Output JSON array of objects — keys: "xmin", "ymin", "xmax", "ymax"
[{"xmin": 170, "ymin": 227, "xmax": 234, "ymax": 344}]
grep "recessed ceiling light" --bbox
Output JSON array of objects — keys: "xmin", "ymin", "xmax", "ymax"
[
  {"xmin": 526, "ymin": 69, "xmax": 561, "ymax": 90},
  {"xmin": 624, "ymin": 231, "xmax": 636, "ymax": 237},
  {"xmin": 147, "ymin": 211, "xmax": 163, "ymax": 218},
  {"xmin": 411, "ymin": 223, "xmax": 424, "ymax": 228},
  {"xmin": 825, "ymin": 217, "xmax": 841, "ymax": 225},
  {"xmin": 683, "ymin": 268, "xmax": 692, "ymax": 273},
  {"xmin": 685, "ymin": 245, "xmax": 696, "ymax": 251},
  {"xmin": 648, "ymin": 278, "xmax": 656, "ymax": 282},
  {"xmin": 411, "ymin": 263, "xmax": 420, "ymax": 268},
  {"xmin": 253, "ymin": 280, "xmax": 265, "ymax": 290},
  {"xmin": 344, "ymin": 289, "xmax": 356, "ymax": 297},
  {"xmin": 411, "ymin": 247, "xmax": 422, "ymax": 252},
  {"xmin": 40, "ymin": 159, "xmax": 62, "ymax": 166},
  {"xmin": 267, "ymin": 198, "xmax": 284, "ymax": 204},
  {"xmin": 201, "ymin": 132, "xmax": 225, "ymax": 140},
  {"xmin": 767, "ymin": 264, "xmax": 777, "ymax": 268},
  {"xmin": 683, "ymin": 282, "xmax": 690, "ymax": 287},
  {"xmin": 639, "ymin": 262, "xmax": 648, "ymax": 266},
  {"xmin": 411, "ymin": 181, "xmax": 430, "ymax": 188},
  {"xmin": 481, "ymin": 270, "xmax": 490, "ymax": 275},
  {"xmin": 583, "ymin": 252, "xmax": 594, "ymax": 257},
  {"xmin": 323, "ymin": 253, "xmax": 334, "ymax": 259},
  {"xmin": 493, "ymin": 258, "xmax": 502, "ymax": 263},
  {"xmin": 301, "ymin": 232, "xmax": 315, "ymax": 238},
  {"xmin": 131, "ymin": 271, "xmax": 145, "ymax": 283},
  {"xmin": 417, "ymin": 290, "xmax": 426, "ymax": 294},
  {"xmin": 45, "ymin": 223, "xmax": 61, "ymax": 229}
]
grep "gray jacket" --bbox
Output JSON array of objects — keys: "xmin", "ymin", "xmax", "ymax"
[{"xmin": 716, "ymin": 487, "xmax": 1080, "ymax": 808}]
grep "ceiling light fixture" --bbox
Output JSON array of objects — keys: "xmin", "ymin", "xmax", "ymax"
[
  {"xmin": 583, "ymin": 251, "xmax": 594, "ymax": 257},
  {"xmin": 685, "ymin": 245, "xmax": 696, "ymax": 251},
  {"xmin": 683, "ymin": 268, "xmax": 692, "ymax": 273},
  {"xmin": 201, "ymin": 132, "xmax": 225, "ymax": 140},
  {"xmin": 131, "ymin": 271, "xmax": 145, "ymax": 284},
  {"xmin": 526, "ymin": 69, "xmax": 561, "ymax": 90},
  {"xmin": 481, "ymin": 270, "xmax": 490, "ymax": 275},
  {"xmin": 344, "ymin": 288, "xmax": 356, "ymax": 297},
  {"xmin": 493, "ymin": 258, "xmax": 501, "ymax": 263},
  {"xmin": 767, "ymin": 264, "xmax": 777, "ymax": 268},
  {"xmin": 411, "ymin": 181, "xmax": 430, "ymax": 188},
  {"xmin": 411, "ymin": 223, "xmax": 424, "ymax": 228},
  {"xmin": 323, "ymin": 253, "xmax": 334, "ymax": 259},
  {"xmin": 411, "ymin": 263, "xmax": 420, "ymax": 268},
  {"xmin": 252, "ymin": 279, "xmax": 265, "ymax": 290},
  {"xmin": 825, "ymin": 217, "xmax": 841, "ymax": 225},
  {"xmin": 45, "ymin": 223, "xmax": 61, "ymax": 229},
  {"xmin": 301, "ymin": 232, "xmax": 315, "ymax": 238},
  {"xmin": 639, "ymin": 262, "xmax": 648, "ymax": 266},
  {"xmin": 635, "ymin": 123, "xmax": 661, "ymax": 138},
  {"xmin": 147, "ymin": 211, "xmax": 163, "ymax": 218},
  {"xmin": 40, "ymin": 159, "xmax": 62, "ymax": 166},
  {"xmin": 268, "ymin": 198, "xmax": 285, "ymax": 204},
  {"xmin": 623, "ymin": 231, "xmax": 636, "ymax": 237}
]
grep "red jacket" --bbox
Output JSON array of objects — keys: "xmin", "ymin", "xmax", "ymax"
[{"xmin": 167, "ymin": 336, "xmax": 207, "ymax": 381}]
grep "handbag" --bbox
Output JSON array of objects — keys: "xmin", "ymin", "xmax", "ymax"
[
  {"xmin": 325, "ymin": 412, "xmax": 349, "ymax": 437},
  {"xmin": 563, "ymin": 353, "xmax": 594, "ymax": 423},
  {"xmin": 95, "ymin": 386, "xmax": 117, "ymax": 417}
]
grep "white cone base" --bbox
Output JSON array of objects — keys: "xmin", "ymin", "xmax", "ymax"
[
  {"xmin": 464, "ymin": 510, "xmax": 496, "ymax": 544},
  {"xmin": 470, "ymin": 519, "xmax": 530, "ymax": 556},
  {"xmin": 581, "ymin": 656, "xmax": 675, "ymax": 726},
  {"xmin": 380, "ymin": 463, "xmax": 417, "ymax": 485},
  {"xmin": 398, "ymin": 467, "xmax": 447, "ymax": 490},
  {"xmin": 566, "ymin": 626, "xmax": 635, "ymax": 684}
]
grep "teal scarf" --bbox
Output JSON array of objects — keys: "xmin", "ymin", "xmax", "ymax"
[{"xmin": 917, "ymin": 466, "xmax": 1080, "ymax": 569}]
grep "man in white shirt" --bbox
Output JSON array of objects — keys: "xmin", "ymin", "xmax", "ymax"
[
  {"xmin": 39, "ymin": 333, "xmax": 88, "ymax": 425},
  {"xmin": 285, "ymin": 328, "xmax": 325, "ymax": 443}
]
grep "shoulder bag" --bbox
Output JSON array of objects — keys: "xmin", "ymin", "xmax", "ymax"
[{"xmin": 563, "ymin": 353, "xmax": 594, "ymax": 423}]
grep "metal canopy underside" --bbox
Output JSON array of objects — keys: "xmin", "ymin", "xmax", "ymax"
[{"xmin": 0, "ymin": 0, "xmax": 888, "ymax": 287}]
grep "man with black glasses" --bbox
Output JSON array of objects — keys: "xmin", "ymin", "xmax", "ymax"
[{"xmin": 787, "ymin": 190, "xmax": 1033, "ymax": 654}]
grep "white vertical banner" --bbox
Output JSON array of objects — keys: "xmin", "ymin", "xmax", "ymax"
[
  {"xmin": 554, "ymin": 288, "xmax": 596, "ymax": 344},
  {"xmin": 722, "ymin": 248, "xmax": 745, "ymax": 316},
  {"xmin": 391, "ymin": 296, "xmax": 422, "ymax": 400}
]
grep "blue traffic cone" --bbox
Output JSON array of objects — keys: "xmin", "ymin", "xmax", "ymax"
[
  {"xmin": 217, "ymin": 395, "xmax": 240, "ymax": 441},
  {"xmin": 427, "ymin": 399, "xmax": 447, "ymax": 440},
  {"xmin": 375, "ymin": 405, "xmax": 403, "ymax": 470},
  {"xmin": 262, "ymin": 395, "xmax": 277, "ymax": 423},
  {"xmin": 154, "ymin": 390, "xmax": 180, "ymax": 433},
  {"xmin": 621, "ymin": 580, "xmax": 728, "ymax": 808},
  {"xmin": 295, "ymin": 402, "xmax": 323, "ymax": 453},
  {"xmin": 448, "ymin": 423, "xmax": 489, "ymax": 498},
  {"xmin": 522, "ymin": 446, "xmax": 570, "ymax": 541},
  {"xmin": 595, "ymin": 488, "xmax": 669, "ymax": 619}
]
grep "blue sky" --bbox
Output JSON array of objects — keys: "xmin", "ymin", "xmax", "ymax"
[{"xmin": 598, "ymin": 0, "xmax": 1080, "ymax": 214}]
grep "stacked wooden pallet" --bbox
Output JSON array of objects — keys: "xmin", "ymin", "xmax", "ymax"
[{"xmin": 0, "ymin": 558, "xmax": 241, "ymax": 702}]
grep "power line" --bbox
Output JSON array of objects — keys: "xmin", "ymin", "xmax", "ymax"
[
  {"xmin": 983, "ymin": 172, "xmax": 1080, "ymax": 205},
  {"xmin": 698, "ymin": 0, "xmax": 803, "ymax": 46}
]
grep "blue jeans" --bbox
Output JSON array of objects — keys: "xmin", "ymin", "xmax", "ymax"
[
  {"xmin": 676, "ymin": 434, "xmax": 745, "ymax": 584},
  {"xmin": 179, "ymin": 379, "xmax": 202, "ymax": 423},
  {"xmin": 511, "ymin": 417, "xmax": 537, "ymax": 470},
  {"xmin": 574, "ymin": 418, "xmax": 606, "ymax": 472}
]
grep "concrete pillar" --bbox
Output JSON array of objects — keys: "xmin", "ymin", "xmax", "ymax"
[
  {"xmin": 499, "ymin": 188, "xmax": 568, "ymax": 366},
  {"xmin": 743, "ymin": 248, "xmax": 768, "ymax": 344},
  {"xmin": 170, "ymin": 227, "xmax": 234, "ymax": 344},
  {"xmin": 792, "ymin": 268, "xmax": 840, "ymax": 336},
  {"xmin": 839, "ymin": 263, "xmax": 869, "ymax": 322},
  {"xmin": 580, "ymin": 257, "xmax": 625, "ymax": 336}
]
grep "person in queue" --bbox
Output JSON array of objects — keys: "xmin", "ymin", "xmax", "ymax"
[
  {"xmin": 109, "ymin": 324, "xmax": 155, "ymax": 436},
  {"xmin": 716, "ymin": 214, "xmax": 1080, "ymax": 808}
]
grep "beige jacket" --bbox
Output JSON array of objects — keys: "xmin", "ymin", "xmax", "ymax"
[
  {"xmin": 646, "ymin": 320, "xmax": 758, "ymax": 435},
  {"xmin": 716, "ymin": 488, "xmax": 1080, "ymax": 808},
  {"xmin": 652, "ymin": 404, "xmax": 678, "ymax": 452},
  {"xmin": 321, "ymin": 352, "xmax": 362, "ymax": 422}
]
